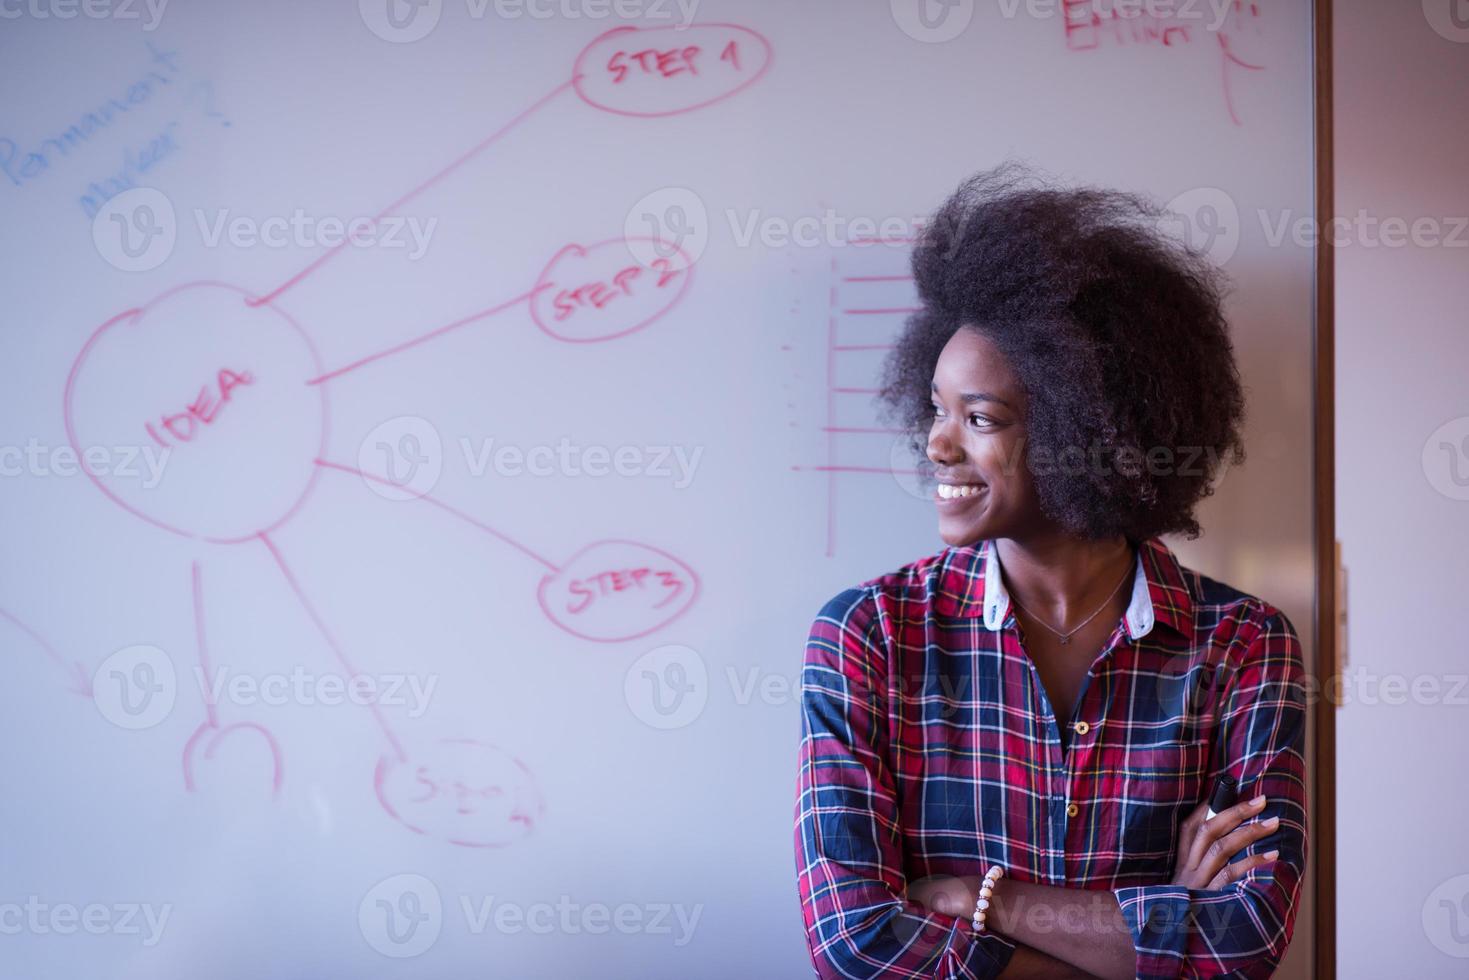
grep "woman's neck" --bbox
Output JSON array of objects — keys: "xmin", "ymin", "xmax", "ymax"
[{"xmin": 992, "ymin": 533, "xmax": 1136, "ymax": 626}]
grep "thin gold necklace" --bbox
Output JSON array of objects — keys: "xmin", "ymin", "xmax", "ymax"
[{"xmin": 1006, "ymin": 557, "xmax": 1134, "ymax": 645}]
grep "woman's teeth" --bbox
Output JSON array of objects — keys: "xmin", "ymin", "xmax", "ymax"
[{"xmin": 937, "ymin": 483, "xmax": 983, "ymax": 499}]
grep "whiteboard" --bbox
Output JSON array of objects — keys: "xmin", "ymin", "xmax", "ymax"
[{"xmin": 0, "ymin": 1, "xmax": 1318, "ymax": 977}]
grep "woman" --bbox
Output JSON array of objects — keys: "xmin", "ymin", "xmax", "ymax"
[{"xmin": 793, "ymin": 165, "xmax": 1308, "ymax": 980}]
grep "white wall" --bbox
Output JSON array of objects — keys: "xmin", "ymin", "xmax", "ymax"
[{"xmin": 1335, "ymin": 2, "xmax": 1469, "ymax": 977}]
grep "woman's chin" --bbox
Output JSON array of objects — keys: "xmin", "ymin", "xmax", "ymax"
[{"xmin": 937, "ymin": 518, "xmax": 987, "ymax": 549}]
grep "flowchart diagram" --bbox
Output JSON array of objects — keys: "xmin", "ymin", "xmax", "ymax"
[{"xmin": 20, "ymin": 22, "xmax": 773, "ymax": 848}]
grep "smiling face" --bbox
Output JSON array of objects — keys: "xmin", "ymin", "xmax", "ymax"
[{"xmin": 926, "ymin": 326, "xmax": 1046, "ymax": 547}]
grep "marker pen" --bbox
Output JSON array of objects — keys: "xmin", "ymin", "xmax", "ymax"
[{"xmin": 1205, "ymin": 774, "xmax": 1238, "ymax": 820}]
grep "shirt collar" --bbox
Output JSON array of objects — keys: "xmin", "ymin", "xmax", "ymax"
[{"xmin": 933, "ymin": 537, "xmax": 1193, "ymax": 643}]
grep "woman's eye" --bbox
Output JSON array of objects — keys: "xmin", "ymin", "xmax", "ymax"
[{"xmin": 969, "ymin": 415, "xmax": 995, "ymax": 429}]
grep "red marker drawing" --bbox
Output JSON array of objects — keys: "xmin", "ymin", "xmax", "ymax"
[{"xmin": 52, "ymin": 23, "xmax": 769, "ymax": 844}]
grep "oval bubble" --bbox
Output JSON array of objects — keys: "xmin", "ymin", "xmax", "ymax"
[
  {"xmin": 573, "ymin": 23, "xmax": 773, "ymax": 118},
  {"xmin": 375, "ymin": 738, "xmax": 544, "ymax": 847},
  {"xmin": 538, "ymin": 539, "xmax": 700, "ymax": 642},
  {"xmin": 529, "ymin": 237, "xmax": 692, "ymax": 343},
  {"xmin": 64, "ymin": 281, "xmax": 327, "ymax": 543}
]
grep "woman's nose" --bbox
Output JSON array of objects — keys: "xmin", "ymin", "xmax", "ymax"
[{"xmin": 927, "ymin": 421, "xmax": 961, "ymax": 466}]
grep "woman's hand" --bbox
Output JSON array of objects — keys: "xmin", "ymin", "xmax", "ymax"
[{"xmin": 1169, "ymin": 793, "xmax": 1281, "ymax": 890}]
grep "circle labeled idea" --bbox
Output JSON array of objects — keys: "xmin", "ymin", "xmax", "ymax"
[{"xmin": 65, "ymin": 282, "xmax": 327, "ymax": 543}]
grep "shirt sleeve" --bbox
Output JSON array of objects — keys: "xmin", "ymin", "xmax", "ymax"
[
  {"xmin": 1111, "ymin": 608, "xmax": 1310, "ymax": 979},
  {"xmin": 794, "ymin": 587, "xmax": 1017, "ymax": 980}
]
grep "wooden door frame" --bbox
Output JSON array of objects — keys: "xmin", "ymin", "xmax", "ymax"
[{"xmin": 1312, "ymin": 0, "xmax": 1337, "ymax": 976}]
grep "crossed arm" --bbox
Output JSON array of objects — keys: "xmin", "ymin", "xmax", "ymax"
[
  {"xmin": 904, "ymin": 790, "xmax": 1282, "ymax": 980},
  {"xmin": 907, "ymin": 876, "xmax": 1135, "ymax": 979}
]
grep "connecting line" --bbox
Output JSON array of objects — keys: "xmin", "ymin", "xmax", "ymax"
[
  {"xmin": 1219, "ymin": 36, "xmax": 1266, "ymax": 127},
  {"xmin": 792, "ymin": 465, "xmax": 924, "ymax": 475},
  {"xmin": 257, "ymin": 531, "xmax": 408, "ymax": 763},
  {"xmin": 192, "ymin": 561, "xmax": 218, "ymax": 729},
  {"xmin": 182, "ymin": 560, "xmax": 284, "ymax": 796},
  {"xmin": 248, "ymin": 77, "xmax": 580, "ymax": 308},
  {"xmin": 0, "ymin": 606, "xmax": 89, "ymax": 696},
  {"xmin": 305, "ymin": 285, "xmax": 549, "ymax": 386},
  {"xmin": 313, "ymin": 459, "xmax": 560, "ymax": 574}
]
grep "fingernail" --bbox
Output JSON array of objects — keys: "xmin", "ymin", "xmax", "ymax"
[
  {"xmin": 1264, "ymin": 850, "xmax": 1280, "ymax": 860},
  {"xmin": 1263, "ymin": 815, "xmax": 1280, "ymax": 827},
  {"xmin": 1250, "ymin": 795, "xmax": 1266, "ymax": 807}
]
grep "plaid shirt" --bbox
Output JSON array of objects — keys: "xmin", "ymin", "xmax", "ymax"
[{"xmin": 794, "ymin": 536, "xmax": 1308, "ymax": 979}]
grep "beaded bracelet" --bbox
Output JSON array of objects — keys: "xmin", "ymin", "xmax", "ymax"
[{"xmin": 971, "ymin": 865, "xmax": 1005, "ymax": 933}]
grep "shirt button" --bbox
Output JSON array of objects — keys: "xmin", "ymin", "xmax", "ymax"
[
  {"xmin": 1066, "ymin": 802, "xmax": 1080, "ymax": 818},
  {"xmin": 1072, "ymin": 721, "xmax": 1090, "ymax": 735}
]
